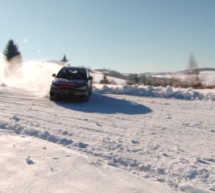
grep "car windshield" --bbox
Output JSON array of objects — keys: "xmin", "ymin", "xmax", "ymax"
[{"xmin": 57, "ymin": 68, "xmax": 87, "ymax": 80}]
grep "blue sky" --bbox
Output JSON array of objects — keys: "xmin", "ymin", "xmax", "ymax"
[{"xmin": 1, "ymin": 0, "xmax": 215, "ymax": 73}]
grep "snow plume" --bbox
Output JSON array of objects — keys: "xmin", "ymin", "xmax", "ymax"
[
  {"xmin": 19, "ymin": 60, "xmax": 61, "ymax": 97},
  {"xmin": 0, "ymin": 52, "xmax": 5, "ymax": 78},
  {"xmin": 0, "ymin": 54, "xmax": 61, "ymax": 97},
  {"xmin": 0, "ymin": 52, "xmax": 11, "ymax": 79}
]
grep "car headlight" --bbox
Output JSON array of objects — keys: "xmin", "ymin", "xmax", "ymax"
[{"xmin": 51, "ymin": 83, "xmax": 59, "ymax": 88}]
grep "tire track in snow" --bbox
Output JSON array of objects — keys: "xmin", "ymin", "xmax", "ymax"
[{"xmin": 1, "ymin": 87, "xmax": 215, "ymax": 192}]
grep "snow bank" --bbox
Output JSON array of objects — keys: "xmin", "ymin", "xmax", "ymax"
[{"xmin": 94, "ymin": 84, "xmax": 215, "ymax": 101}]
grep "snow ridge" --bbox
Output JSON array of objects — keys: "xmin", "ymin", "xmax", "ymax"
[{"xmin": 94, "ymin": 84, "xmax": 215, "ymax": 101}]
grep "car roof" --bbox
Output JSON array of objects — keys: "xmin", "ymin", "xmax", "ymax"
[{"xmin": 61, "ymin": 66, "xmax": 87, "ymax": 70}]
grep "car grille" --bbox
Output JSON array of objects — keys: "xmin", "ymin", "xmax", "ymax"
[{"xmin": 58, "ymin": 87, "xmax": 75, "ymax": 91}]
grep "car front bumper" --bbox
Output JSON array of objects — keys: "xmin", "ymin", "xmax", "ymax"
[{"xmin": 50, "ymin": 87, "xmax": 89, "ymax": 100}]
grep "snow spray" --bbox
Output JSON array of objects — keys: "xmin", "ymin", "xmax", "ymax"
[{"xmin": 0, "ymin": 52, "xmax": 61, "ymax": 97}]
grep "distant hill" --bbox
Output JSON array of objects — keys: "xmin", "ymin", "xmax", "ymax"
[
  {"xmin": 42, "ymin": 61, "xmax": 214, "ymax": 86},
  {"xmin": 93, "ymin": 67, "xmax": 215, "ymax": 84},
  {"xmin": 95, "ymin": 69, "xmax": 127, "ymax": 80},
  {"xmin": 198, "ymin": 68, "xmax": 215, "ymax": 72}
]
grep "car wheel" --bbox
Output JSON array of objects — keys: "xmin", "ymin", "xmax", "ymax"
[
  {"xmin": 84, "ymin": 92, "xmax": 90, "ymax": 101},
  {"xmin": 50, "ymin": 92, "xmax": 56, "ymax": 101}
]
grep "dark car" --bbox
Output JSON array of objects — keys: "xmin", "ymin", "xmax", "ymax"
[{"xmin": 50, "ymin": 67, "xmax": 93, "ymax": 101}]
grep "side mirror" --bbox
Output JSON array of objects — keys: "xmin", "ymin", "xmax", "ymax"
[
  {"xmin": 52, "ymin": 74, "xmax": 56, "ymax": 77},
  {"xmin": 89, "ymin": 76, "xmax": 93, "ymax": 80}
]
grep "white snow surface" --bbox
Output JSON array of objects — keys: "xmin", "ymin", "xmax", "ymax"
[
  {"xmin": 94, "ymin": 84, "xmax": 215, "ymax": 101},
  {"xmin": 0, "ymin": 133, "xmax": 171, "ymax": 193},
  {"xmin": 90, "ymin": 70, "xmax": 127, "ymax": 85},
  {"xmin": 152, "ymin": 71, "xmax": 215, "ymax": 87},
  {"xmin": 0, "ymin": 59, "xmax": 215, "ymax": 193}
]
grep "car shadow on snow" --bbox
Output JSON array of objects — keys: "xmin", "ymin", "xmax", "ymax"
[{"xmin": 54, "ymin": 93, "xmax": 152, "ymax": 115}]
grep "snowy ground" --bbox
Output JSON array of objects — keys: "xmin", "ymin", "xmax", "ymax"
[
  {"xmin": 0, "ymin": 59, "xmax": 215, "ymax": 192},
  {"xmin": 151, "ymin": 70, "xmax": 215, "ymax": 87},
  {"xmin": 0, "ymin": 85, "xmax": 215, "ymax": 193},
  {"xmin": 1, "ymin": 133, "xmax": 173, "ymax": 193}
]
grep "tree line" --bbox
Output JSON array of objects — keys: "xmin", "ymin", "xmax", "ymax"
[
  {"xmin": 2, "ymin": 39, "xmax": 68, "ymax": 64},
  {"xmin": 2, "ymin": 39, "xmax": 206, "ymax": 88},
  {"xmin": 2, "ymin": 39, "xmax": 69, "ymax": 77}
]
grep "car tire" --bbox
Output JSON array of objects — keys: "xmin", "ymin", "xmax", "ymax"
[
  {"xmin": 50, "ymin": 92, "xmax": 56, "ymax": 101},
  {"xmin": 84, "ymin": 92, "xmax": 90, "ymax": 101}
]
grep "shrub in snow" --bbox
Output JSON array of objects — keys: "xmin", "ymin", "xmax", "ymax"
[{"xmin": 100, "ymin": 73, "xmax": 116, "ymax": 84}]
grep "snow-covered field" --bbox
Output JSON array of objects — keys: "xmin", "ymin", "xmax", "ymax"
[
  {"xmin": 0, "ymin": 59, "xmax": 215, "ymax": 193},
  {"xmin": 151, "ymin": 70, "xmax": 215, "ymax": 87}
]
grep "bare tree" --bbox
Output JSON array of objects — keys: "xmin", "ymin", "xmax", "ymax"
[
  {"xmin": 187, "ymin": 54, "xmax": 201, "ymax": 88},
  {"xmin": 100, "ymin": 73, "xmax": 116, "ymax": 84},
  {"xmin": 126, "ymin": 74, "xmax": 140, "ymax": 85}
]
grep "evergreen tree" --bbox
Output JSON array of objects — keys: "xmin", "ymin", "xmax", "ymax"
[
  {"xmin": 61, "ymin": 55, "xmax": 68, "ymax": 63},
  {"xmin": 4, "ymin": 40, "xmax": 21, "ymax": 61}
]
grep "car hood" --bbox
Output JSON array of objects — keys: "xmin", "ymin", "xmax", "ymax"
[{"xmin": 52, "ymin": 78, "xmax": 86, "ymax": 89}]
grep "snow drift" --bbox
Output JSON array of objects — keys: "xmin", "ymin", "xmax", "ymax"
[{"xmin": 94, "ymin": 84, "xmax": 215, "ymax": 101}]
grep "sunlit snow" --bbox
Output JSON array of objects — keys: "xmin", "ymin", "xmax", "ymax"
[{"xmin": 0, "ymin": 58, "xmax": 215, "ymax": 193}]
